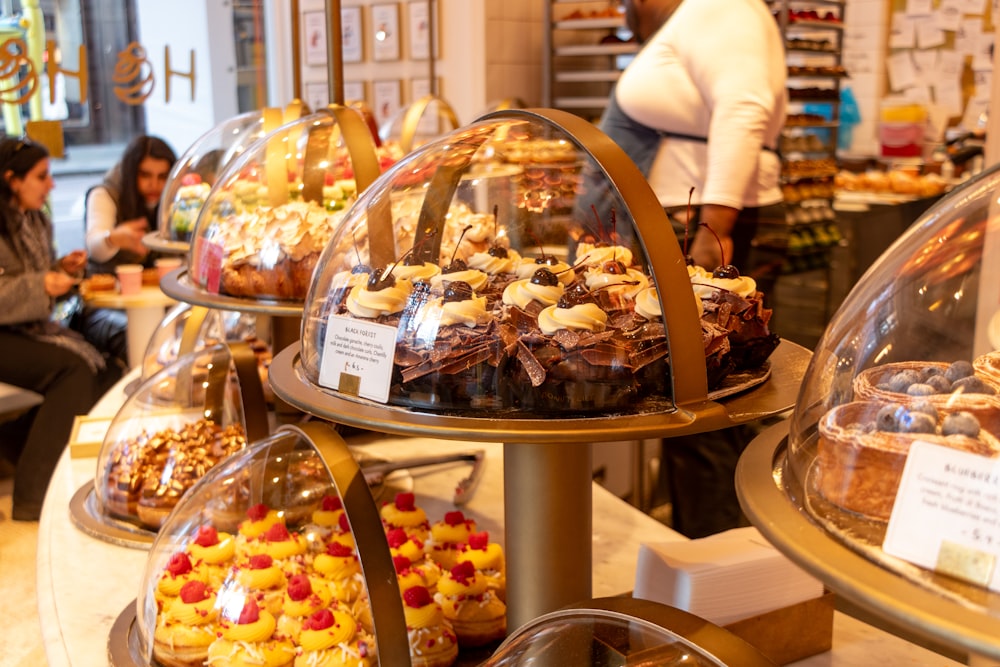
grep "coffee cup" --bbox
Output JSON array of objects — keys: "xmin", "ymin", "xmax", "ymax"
[
  {"xmin": 155, "ymin": 257, "xmax": 183, "ymax": 280},
  {"xmin": 115, "ymin": 264, "xmax": 143, "ymax": 295}
]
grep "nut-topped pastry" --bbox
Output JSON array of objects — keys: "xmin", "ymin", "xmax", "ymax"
[
  {"xmin": 153, "ymin": 580, "xmax": 220, "ymax": 667},
  {"xmin": 434, "ymin": 560, "xmax": 506, "ymax": 648},
  {"xmin": 294, "ymin": 607, "xmax": 377, "ymax": 667},
  {"xmin": 402, "ymin": 585, "xmax": 459, "ymax": 667}
]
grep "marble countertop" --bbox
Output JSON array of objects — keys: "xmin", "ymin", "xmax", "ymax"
[{"xmin": 37, "ymin": 372, "xmax": 964, "ymax": 667}]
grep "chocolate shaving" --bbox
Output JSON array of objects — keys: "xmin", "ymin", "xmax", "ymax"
[{"xmin": 516, "ymin": 340, "xmax": 547, "ymax": 387}]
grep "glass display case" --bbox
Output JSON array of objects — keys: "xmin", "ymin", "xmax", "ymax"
[{"xmin": 737, "ymin": 164, "xmax": 1000, "ymax": 660}]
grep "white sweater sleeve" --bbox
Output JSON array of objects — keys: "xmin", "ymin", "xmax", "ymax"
[{"xmin": 85, "ymin": 186, "xmax": 120, "ymax": 263}]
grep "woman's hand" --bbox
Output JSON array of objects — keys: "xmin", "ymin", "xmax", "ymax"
[
  {"xmin": 689, "ymin": 204, "xmax": 738, "ymax": 270},
  {"xmin": 59, "ymin": 249, "xmax": 87, "ymax": 276},
  {"xmin": 45, "ymin": 270, "xmax": 77, "ymax": 297},
  {"xmin": 108, "ymin": 219, "xmax": 151, "ymax": 258}
]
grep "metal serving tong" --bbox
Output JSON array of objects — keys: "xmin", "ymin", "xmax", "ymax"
[{"xmin": 360, "ymin": 450, "xmax": 487, "ymax": 506}]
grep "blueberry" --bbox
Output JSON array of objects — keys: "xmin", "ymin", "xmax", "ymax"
[
  {"xmin": 875, "ymin": 403, "xmax": 905, "ymax": 432},
  {"xmin": 944, "ymin": 360, "xmax": 975, "ymax": 383},
  {"xmin": 909, "ymin": 400, "xmax": 939, "ymax": 422},
  {"xmin": 906, "ymin": 383, "xmax": 936, "ymax": 396},
  {"xmin": 924, "ymin": 375, "xmax": 952, "ymax": 393},
  {"xmin": 887, "ymin": 370, "xmax": 921, "ymax": 393},
  {"xmin": 941, "ymin": 411, "xmax": 981, "ymax": 437},
  {"xmin": 952, "ymin": 376, "xmax": 996, "ymax": 395},
  {"xmin": 898, "ymin": 410, "xmax": 937, "ymax": 434},
  {"xmin": 920, "ymin": 366, "xmax": 944, "ymax": 382}
]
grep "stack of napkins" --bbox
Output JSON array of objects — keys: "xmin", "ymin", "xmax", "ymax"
[{"xmin": 633, "ymin": 527, "xmax": 824, "ymax": 626}]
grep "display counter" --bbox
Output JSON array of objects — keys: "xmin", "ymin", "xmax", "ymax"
[{"xmin": 37, "ymin": 372, "xmax": 966, "ymax": 667}]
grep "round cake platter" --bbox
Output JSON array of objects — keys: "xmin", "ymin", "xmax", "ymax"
[
  {"xmin": 736, "ymin": 420, "xmax": 1000, "ymax": 662},
  {"xmin": 159, "ymin": 268, "xmax": 305, "ymax": 316},
  {"xmin": 141, "ymin": 232, "xmax": 190, "ymax": 255}
]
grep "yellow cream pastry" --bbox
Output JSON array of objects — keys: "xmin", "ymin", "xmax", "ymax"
[
  {"xmin": 294, "ymin": 607, "xmax": 377, "ymax": 667},
  {"xmin": 244, "ymin": 523, "xmax": 309, "ymax": 571},
  {"xmin": 312, "ymin": 541, "xmax": 365, "ymax": 603},
  {"xmin": 402, "ymin": 585, "xmax": 459, "ymax": 667},
  {"xmin": 153, "ymin": 580, "xmax": 219, "ymax": 667},
  {"xmin": 434, "ymin": 560, "xmax": 506, "ymax": 647},
  {"xmin": 238, "ymin": 503, "xmax": 284, "ymax": 541},
  {"xmin": 394, "ymin": 554, "xmax": 442, "ymax": 595},
  {"xmin": 156, "ymin": 552, "xmax": 210, "ymax": 612},
  {"xmin": 235, "ymin": 554, "xmax": 286, "ymax": 616},
  {"xmin": 187, "ymin": 525, "xmax": 236, "ymax": 587},
  {"xmin": 380, "ymin": 492, "xmax": 430, "ymax": 542},
  {"xmin": 537, "ymin": 302, "xmax": 608, "ymax": 335},
  {"xmin": 207, "ymin": 597, "xmax": 295, "ymax": 667},
  {"xmin": 387, "ymin": 526, "xmax": 428, "ymax": 563},
  {"xmin": 310, "ymin": 495, "xmax": 345, "ymax": 530},
  {"xmin": 459, "ymin": 531, "xmax": 506, "ymax": 601},
  {"xmin": 428, "ymin": 510, "xmax": 477, "ymax": 570},
  {"xmin": 275, "ymin": 573, "xmax": 335, "ymax": 642}
]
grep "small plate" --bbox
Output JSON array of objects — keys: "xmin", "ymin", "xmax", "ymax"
[
  {"xmin": 708, "ymin": 361, "xmax": 772, "ymax": 401},
  {"xmin": 142, "ymin": 232, "xmax": 189, "ymax": 255}
]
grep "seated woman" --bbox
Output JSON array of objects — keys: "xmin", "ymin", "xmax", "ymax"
[
  {"xmin": 0, "ymin": 136, "xmax": 121, "ymax": 521},
  {"xmin": 80, "ymin": 135, "xmax": 177, "ymax": 367}
]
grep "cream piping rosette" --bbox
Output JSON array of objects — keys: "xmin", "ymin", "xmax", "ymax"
[{"xmin": 346, "ymin": 276, "xmax": 413, "ymax": 319}]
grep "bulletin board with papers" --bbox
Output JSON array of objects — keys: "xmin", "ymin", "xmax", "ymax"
[{"xmin": 887, "ymin": 0, "xmax": 994, "ymax": 134}]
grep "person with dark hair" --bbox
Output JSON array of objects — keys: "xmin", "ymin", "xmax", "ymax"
[
  {"xmin": 78, "ymin": 135, "xmax": 177, "ymax": 366},
  {"xmin": 0, "ymin": 136, "xmax": 119, "ymax": 521}
]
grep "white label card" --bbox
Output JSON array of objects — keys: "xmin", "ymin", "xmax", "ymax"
[
  {"xmin": 318, "ymin": 316, "xmax": 397, "ymax": 403},
  {"xmin": 883, "ymin": 440, "xmax": 1000, "ymax": 590}
]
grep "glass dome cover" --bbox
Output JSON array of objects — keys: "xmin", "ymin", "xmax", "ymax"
[
  {"xmin": 94, "ymin": 341, "xmax": 270, "ymax": 531},
  {"xmin": 133, "ymin": 423, "xmax": 410, "ymax": 667},
  {"xmin": 158, "ymin": 107, "xmax": 301, "ymax": 243},
  {"xmin": 784, "ymin": 164, "xmax": 1000, "ymax": 611},
  {"xmin": 298, "ymin": 109, "xmax": 780, "ymax": 418},
  {"xmin": 187, "ymin": 105, "xmax": 382, "ymax": 303}
]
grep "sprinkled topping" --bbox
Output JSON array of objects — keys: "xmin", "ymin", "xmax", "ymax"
[
  {"xmin": 248, "ymin": 554, "xmax": 274, "ymax": 570},
  {"xmin": 193, "ymin": 525, "xmax": 219, "ymax": 547},
  {"xmin": 403, "ymin": 585, "xmax": 433, "ymax": 608},
  {"xmin": 179, "ymin": 580, "xmax": 210, "ymax": 604},
  {"xmin": 246, "ymin": 503, "xmax": 270, "ymax": 521},
  {"xmin": 167, "ymin": 552, "xmax": 193, "ymax": 576},
  {"xmin": 286, "ymin": 573, "xmax": 313, "ymax": 601}
]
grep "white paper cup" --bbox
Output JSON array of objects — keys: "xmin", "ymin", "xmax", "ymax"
[
  {"xmin": 115, "ymin": 264, "xmax": 143, "ymax": 295},
  {"xmin": 155, "ymin": 257, "xmax": 183, "ymax": 280}
]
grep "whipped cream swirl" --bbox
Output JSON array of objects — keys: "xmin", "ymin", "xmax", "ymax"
[
  {"xmin": 468, "ymin": 248, "xmax": 522, "ymax": 275},
  {"xmin": 574, "ymin": 243, "xmax": 634, "ymax": 268},
  {"xmin": 538, "ymin": 303, "xmax": 608, "ymax": 334},
  {"xmin": 515, "ymin": 259, "xmax": 575, "ymax": 286},
  {"xmin": 691, "ymin": 273, "xmax": 757, "ymax": 299},
  {"xmin": 431, "ymin": 269, "xmax": 489, "ymax": 292},
  {"xmin": 393, "ymin": 261, "xmax": 441, "ymax": 282},
  {"xmin": 502, "ymin": 278, "xmax": 564, "ymax": 309},
  {"xmin": 346, "ymin": 279, "xmax": 412, "ymax": 318},
  {"xmin": 584, "ymin": 266, "xmax": 649, "ymax": 300}
]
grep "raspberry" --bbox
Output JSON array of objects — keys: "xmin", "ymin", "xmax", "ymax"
[
  {"xmin": 326, "ymin": 541, "xmax": 354, "ymax": 557},
  {"xmin": 386, "ymin": 528, "xmax": 409, "ymax": 548},
  {"xmin": 246, "ymin": 503, "xmax": 270, "ymax": 521},
  {"xmin": 393, "ymin": 555, "xmax": 412, "ymax": 574},
  {"xmin": 286, "ymin": 573, "xmax": 312, "ymax": 601},
  {"xmin": 249, "ymin": 554, "xmax": 274, "ymax": 570},
  {"xmin": 194, "ymin": 525, "xmax": 219, "ymax": 547},
  {"xmin": 264, "ymin": 523, "xmax": 291, "ymax": 542},
  {"xmin": 167, "ymin": 552, "xmax": 193, "ymax": 576},
  {"xmin": 237, "ymin": 598, "xmax": 260, "ymax": 625},
  {"xmin": 304, "ymin": 608, "xmax": 334, "ymax": 631},
  {"xmin": 468, "ymin": 532, "xmax": 489, "ymax": 550},
  {"xmin": 403, "ymin": 585, "xmax": 432, "ymax": 608},
  {"xmin": 444, "ymin": 510, "xmax": 466, "ymax": 526},
  {"xmin": 322, "ymin": 495, "xmax": 344, "ymax": 511},
  {"xmin": 179, "ymin": 580, "xmax": 209, "ymax": 604},
  {"xmin": 395, "ymin": 492, "xmax": 417, "ymax": 511},
  {"xmin": 338, "ymin": 513, "xmax": 351, "ymax": 532},
  {"xmin": 450, "ymin": 560, "xmax": 475, "ymax": 584}
]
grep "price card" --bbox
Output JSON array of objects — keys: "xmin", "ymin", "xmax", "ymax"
[
  {"xmin": 318, "ymin": 315, "xmax": 397, "ymax": 403},
  {"xmin": 883, "ymin": 440, "xmax": 1000, "ymax": 589},
  {"xmin": 192, "ymin": 236, "xmax": 224, "ymax": 294}
]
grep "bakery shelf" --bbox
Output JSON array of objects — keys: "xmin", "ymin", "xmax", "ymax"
[
  {"xmin": 786, "ymin": 19, "xmax": 844, "ymax": 31},
  {"xmin": 554, "ymin": 43, "xmax": 638, "ymax": 57},
  {"xmin": 553, "ymin": 96, "xmax": 611, "ymax": 108},
  {"xmin": 555, "ymin": 70, "xmax": 623, "ymax": 83},
  {"xmin": 555, "ymin": 18, "xmax": 625, "ymax": 30}
]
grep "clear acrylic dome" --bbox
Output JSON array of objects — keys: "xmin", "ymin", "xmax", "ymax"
[
  {"xmin": 158, "ymin": 108, "xmax": 285, "ymax": 243},
  {"xmin": 784, "ymin": 163, "xmax": 1000, "ymax": 605},
  {"xmin": 378, "ymin": 93, "xmax": 461, "ymax": 153},
  {"xmin": 298, "ymin": 109, "xmax": 779, "ymax": 417},
  {"xmin": 140, "ymin": 303, "xmax": 267, "ymax": 381},
  {"xmin": 187, "ymin": 106, "xmax": 382, "ymax": 302},
  {"xmin": 95, "ymin": 342, "xmax": 270, "ymax": 531},
  {"xmin": 485, "ymin": 598, "xmax": 775, "ymax": 666}
]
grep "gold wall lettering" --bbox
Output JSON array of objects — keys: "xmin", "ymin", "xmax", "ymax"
[
  {"xmin": 163, "ymin": 46, "xmax": 196, "ymax": 103},
  {"xmin": 0, "ymin": 37, "xmax": 39, "ymax": 104}
]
